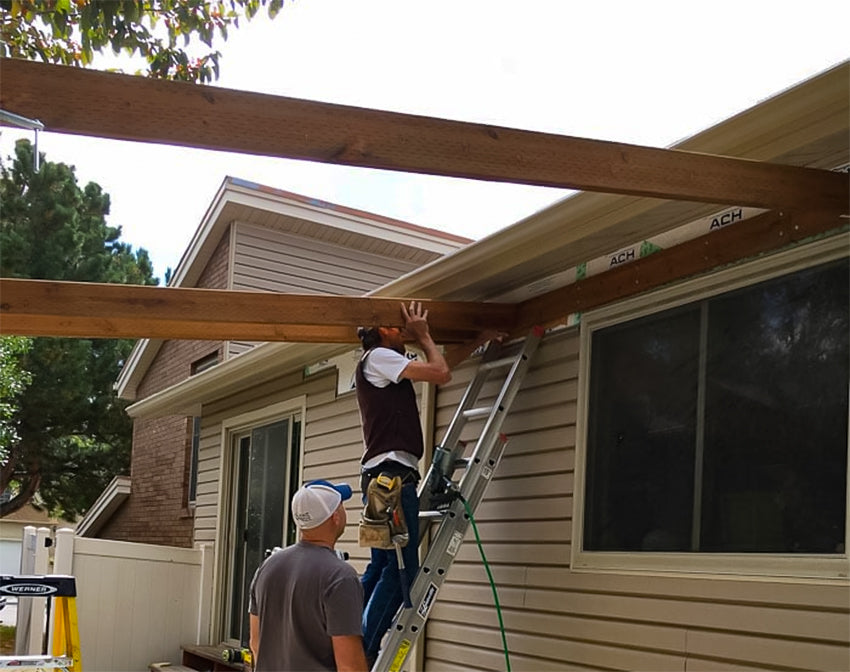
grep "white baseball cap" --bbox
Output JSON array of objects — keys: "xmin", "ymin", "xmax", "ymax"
[{"xmin": 291, "ymin": 480, "xmax": 353, "ymax": 530}]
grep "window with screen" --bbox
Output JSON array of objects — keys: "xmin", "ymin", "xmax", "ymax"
[{"xmin": 581, "ymin": 256, "xmax": 848, "ymax": 566}]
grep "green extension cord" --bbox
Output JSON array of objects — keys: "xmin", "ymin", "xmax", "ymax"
[{"xmin": 461, "ymin": 495, "xmax": 512, "ymax": 672}]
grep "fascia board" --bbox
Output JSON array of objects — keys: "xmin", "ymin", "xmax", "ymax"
[
  {"xmin": 223, "ymin": 179, "xmax": 470, "ymax": 254},
  {"xmin": 115, "ymin": 337, "xmax": 162, "ymax": 400},
  {"xmin": 75, "ymin": 475, "xmax": 131, "ymax": 537},
  {"xmin": 126, "ymin": 341, "xmax": 350, "ymax": 418},
  {"xmin": 170, "ymin": 176, "xmax": 234, "ymax": 288}
]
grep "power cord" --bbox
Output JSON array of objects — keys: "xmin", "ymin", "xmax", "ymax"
[{"xmin": 460, "ymin": 495, "xmax": 512, "ymax": 672}]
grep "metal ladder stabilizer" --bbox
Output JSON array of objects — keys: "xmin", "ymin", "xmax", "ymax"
[{"xmin": 371, "ymin": 327, "xmax": 544, "ymax": 672}]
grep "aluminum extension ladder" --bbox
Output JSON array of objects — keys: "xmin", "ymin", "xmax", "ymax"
[
  {"xmin": 372, "ymin": 327, "xmax": 544, "ymax": 672},
  {"xmin": 0, "ymin": 575, "xmax": 82, "ymax": 672}
]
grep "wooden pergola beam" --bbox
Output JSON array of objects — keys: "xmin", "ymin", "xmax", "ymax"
[
  {"xmin": 2, "ymin": 212, "xmax": 843, "ymax": 344},
  {"xmin": 1, "ymin": 58, "xmax": 846, "ymax": 212},
  {"xmin": 514, "ymin": 209, "xmax": 847, "ymax": 332},
  {"xmin": 0, "ymin": 281, "xmax": 517, "ymax": 343}
]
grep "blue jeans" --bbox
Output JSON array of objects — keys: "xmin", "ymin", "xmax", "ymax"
[{"xmin": 361, "ymin": 480, "xmax": 420, "ymax": 661}]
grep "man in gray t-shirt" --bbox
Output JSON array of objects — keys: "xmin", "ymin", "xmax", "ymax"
[{"xmin": 249, "ymin": 480, "xmax": 367, "ymax": 671}]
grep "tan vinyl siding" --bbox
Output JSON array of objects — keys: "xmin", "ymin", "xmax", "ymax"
[
  {"xmin": 300, "ymin": 382, "xmax": 370, "ymax": 565},
  {"xmin": 227, "ymin": 221, "xmax": 427, "ymax": 357},
  {"xmin": 233, "ymin": 224, "xmax": 416, "ymax": 294},
  {"xmin": 425, "ymin": 329, "xmax": 850, "ymax": 671},
  {"xmin": 192, "ymin": 365, "xmax": 369, "ymax": 553},
  {"xmin": 232, "ymin": 221, "xmax": 422, "ymax": 293},
  {"xmin": 195, "ymin": 369, "xmax": 317, "ymax": 543},
  {"xmin": 191, "ymin": 362, "xmax": 375, "ymax": 643},
  {"xmin": 193, "ymin": 356, "xmax": 428, "ymax": 566},
  {"xmin": 191, "ymin": 421, "xmax": 223, "ymax": 545}
]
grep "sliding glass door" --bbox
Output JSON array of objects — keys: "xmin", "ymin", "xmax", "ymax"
[{"xmin": 227, "ymin": 415, "xmax": 301, "ymax": 645}]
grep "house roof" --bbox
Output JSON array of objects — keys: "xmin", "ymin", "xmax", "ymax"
[
  {"xmin": 74, "ymin": 476, "xmax": 131, "ymax": 537},
  {"xmin": 126, "ymin": 61, "xmax": 849, "ymax": 419},
  {"xmin": 171, "ymin": 177, "xmax": 471, "ymax": 291},
  {"xmin": 116, "ymin": 177, "xmax": 472, "ymax": 399},
  {"xmin": 0, "ymin": 503, "xmax": 72, "ymax": 528}
]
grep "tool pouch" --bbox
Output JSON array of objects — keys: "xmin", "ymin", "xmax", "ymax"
[{"xmin": 359, "ymin": 473, "xmax": 408, "ymax": 549}]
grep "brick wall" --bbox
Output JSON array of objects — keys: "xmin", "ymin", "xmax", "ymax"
[{"xmin": 100, "ymin": 232, "xmax": 230, "ymax": 547}]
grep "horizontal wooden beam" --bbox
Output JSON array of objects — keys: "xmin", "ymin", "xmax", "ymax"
[
  {"xmin": 0, "ymin": 281, "xmax": 517, "ymax": 342},
  {"xmin": 1, "ymin": 58, "xmax": 846, "ymax": 212},
  {"xmin": 1, "ymin": 212, "xmax": 844, "ymax": 342},
  {"xmin": 514, "ymin": 209, "xmax": 847, "ymax": 332}
]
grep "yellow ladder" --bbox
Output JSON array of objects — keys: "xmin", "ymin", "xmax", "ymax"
[{"xmin": 0, "ymin": 575, "xmax": 82, "ymax": 672}]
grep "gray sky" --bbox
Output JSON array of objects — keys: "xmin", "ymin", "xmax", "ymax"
[{"xmin": 1, "ymin": 0, "xmax": 847, "ymax": 282}]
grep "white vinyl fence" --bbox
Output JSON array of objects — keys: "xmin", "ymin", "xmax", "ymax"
[{"xmin": 11, "ymin": 526, "xmax": 213, "ymax": 672}]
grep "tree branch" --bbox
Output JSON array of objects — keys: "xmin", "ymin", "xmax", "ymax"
[{"xmin": 0, "ymin": 469, "xmax": 41, "ymax": 518}]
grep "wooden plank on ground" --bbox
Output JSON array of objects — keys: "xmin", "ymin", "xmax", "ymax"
[{"xmin": 1, "ymin": 58, "xmax": 846, "ymax": 211}]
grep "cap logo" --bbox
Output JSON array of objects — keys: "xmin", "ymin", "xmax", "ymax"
[{"xmin": 291, "ymin": 480, "xmax": 352, "ymax": 530}]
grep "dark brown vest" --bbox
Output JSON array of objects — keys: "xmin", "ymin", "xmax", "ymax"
[{"xmin": 355, "ymin": 348, "xmax": 424, "ymax": 465}]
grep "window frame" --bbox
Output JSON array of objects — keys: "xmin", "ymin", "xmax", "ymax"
[
  {"xmin": 187, "ymin": 415, "xmax": 201, "ymax": 508},
  {"xmin": 186, "ymin": 352, "xmax": 220, "ymax": 508},
  {"xmin": 572, "ymin": 235, "xmax": 850, "ymax": 581}
]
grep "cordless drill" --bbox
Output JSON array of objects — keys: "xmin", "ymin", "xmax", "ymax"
[{"xmin": 222, "ymin": 647, "xmax": 253, "ymax": 667}]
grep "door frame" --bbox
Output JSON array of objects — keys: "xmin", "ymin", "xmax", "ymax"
[{"xmin": 213, "ymin": 396, "xmax": 307, "ymax": 645}]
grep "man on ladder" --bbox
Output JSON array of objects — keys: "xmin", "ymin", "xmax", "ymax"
[{"xmin": 355, "ymin": 301, "xmax": 499, "ymax": 668}]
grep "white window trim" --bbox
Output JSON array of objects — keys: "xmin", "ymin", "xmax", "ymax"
[
  {"xmin": 212, "ymin": 396, "xmax": 307, "ymax": 643},
  {"xmin": 572, "ymin": 234, "xmax": 850, "ymax": 582}
]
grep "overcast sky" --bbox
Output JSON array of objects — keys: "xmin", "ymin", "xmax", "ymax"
[{"xmin": 1, "ymin": 0, "xmax": 847, "ymax": 282}]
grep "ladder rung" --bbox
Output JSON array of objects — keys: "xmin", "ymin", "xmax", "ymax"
[
  {"xmin": 480, "ymin": 354, "xmax": 520, "ymax": 371},
  {"xmin": 385, "ymin": 329, "xmax": 543, "ymax": 672},
  {"xmin": 418, "ymin": 510, "xmax": 447, "ymax": 520},
  {"xmin": 463, "ymin": 406, "xmax": 493, "ymax": 420}
]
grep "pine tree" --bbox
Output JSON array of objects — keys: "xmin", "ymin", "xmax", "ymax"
[{"xmin": 0, "ymin": 139, "xmax": 157, "ymax": 518}]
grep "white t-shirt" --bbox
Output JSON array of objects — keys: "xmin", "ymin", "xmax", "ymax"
[
  {"xmin": 361, "ymin": 347, "xmax": 420, "ymax": 470},
  {"xmin": 362, "ymin": 347, "xmax": 415, "ymax": 387}
]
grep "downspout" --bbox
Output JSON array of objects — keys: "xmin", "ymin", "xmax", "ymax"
[{"xmin": 0, "ymin": 109, "xmax": 44, "ymax": 172}]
